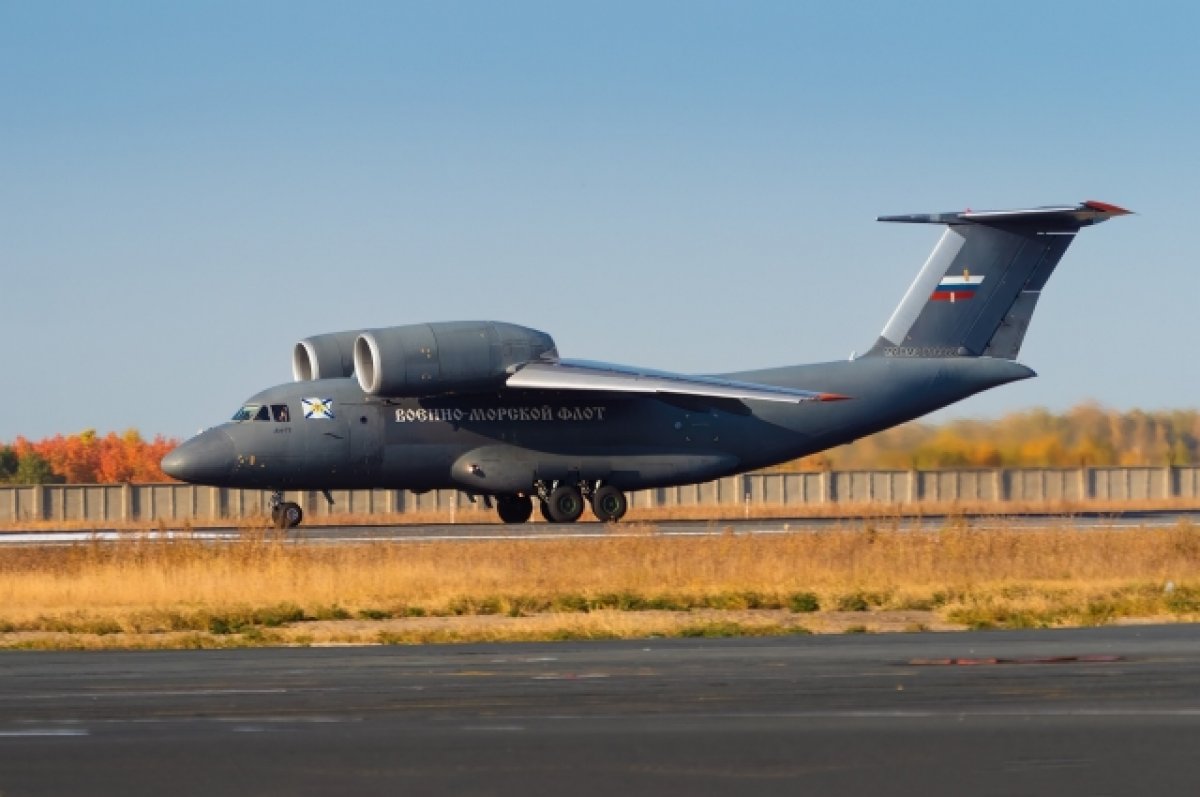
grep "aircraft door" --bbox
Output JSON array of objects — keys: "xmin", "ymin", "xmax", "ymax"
[{"xmin": 302, "ymin": 404, "xmax": 351, "ymax": 483}]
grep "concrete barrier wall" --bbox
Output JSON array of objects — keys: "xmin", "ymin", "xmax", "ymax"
[{"xmin": 1, "ymin": 467, "xmax": 1197, "ymax": 525}]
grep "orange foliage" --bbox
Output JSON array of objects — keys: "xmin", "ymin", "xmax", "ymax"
[{"xmin": 8, "ymin": 430, "xmax": 179, "ymax": 483}]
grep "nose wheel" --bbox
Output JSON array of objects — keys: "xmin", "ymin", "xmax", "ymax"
[{"xmin": 269, "ymin": 492, "xmax": 304, "ymax": 529}]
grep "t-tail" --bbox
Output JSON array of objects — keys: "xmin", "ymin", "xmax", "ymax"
[{"xmin": 866, "ymin": 200, "xmax": 1131, "ymax": 360}]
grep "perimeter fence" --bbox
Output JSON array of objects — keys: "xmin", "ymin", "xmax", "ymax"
[{"xmin": 1, "ymin": 466, "xmax": 1198, "ymax": 525}]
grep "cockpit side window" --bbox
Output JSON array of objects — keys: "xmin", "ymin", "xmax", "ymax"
[{"xmin": 271, "ymin": 404, "xmax": 290, "ymax": 423}]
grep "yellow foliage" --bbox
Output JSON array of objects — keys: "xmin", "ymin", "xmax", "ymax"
[{"xmin": 801, "ymin": 403, "xmax": 1200, "ymax": 470}]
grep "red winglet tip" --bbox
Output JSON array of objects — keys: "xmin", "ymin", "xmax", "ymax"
[
  {"xmin": 818, "ymin": 393, "xmax": 852, "ymax": 402},
  {"xmin": 1083, "ymin": 200, "xmax": 1132, "ymax": 216}
]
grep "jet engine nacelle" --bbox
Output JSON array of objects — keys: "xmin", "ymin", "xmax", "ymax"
[
  {"xmin": 293, "ymin": 330, "xmax": 361, "ymax": 382},
  {"xmin": 353, "ymin": 321, "xmax": 557, "ymax": 397}
]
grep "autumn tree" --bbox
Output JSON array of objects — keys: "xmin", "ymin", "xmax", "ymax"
[
  {"xmin": 3, "ymin": 430, "xmax": 179, "ymax": 483},
  {"xmin": 787, "ymin": 404, "xmax": 1200, "ymax": 471},
  {"xmin": 0, "ymin": 441, "xmax": 61, "ymax": 484}
]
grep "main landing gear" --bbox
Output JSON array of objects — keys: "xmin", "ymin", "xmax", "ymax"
[
  {"xmin": 590, "ymin": 484, "xmax": 628, "ymax": 523},
  {"xmin": 494, "ymin": 481, "xmax": 629, "ymax": 524},
  {"xmin": 269, "ymin": 491, "xmax": 304, "ymax": 530}
]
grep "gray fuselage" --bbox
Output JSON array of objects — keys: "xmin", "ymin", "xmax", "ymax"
[{"xmin": 167, "ymin": 355, "xmax": 1033, "ymax": 495}]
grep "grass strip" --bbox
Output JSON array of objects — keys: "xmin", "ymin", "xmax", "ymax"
[{"xmin": 1, "ymin": 521, "xmax": 1198, "ymax": 647}]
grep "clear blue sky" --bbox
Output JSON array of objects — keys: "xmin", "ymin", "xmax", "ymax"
[{"xmin": 2, "ymin": 1, "xmax": 1196, "ymax": 442}]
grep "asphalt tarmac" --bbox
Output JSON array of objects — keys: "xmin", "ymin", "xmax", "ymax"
[
  {"xmin": 2, "ymin": 508, "xmax": 1197, "ymax": 545},
  {"xmin": 2, "ymin": 625, "xmax": 1200, "ymax": 796}
]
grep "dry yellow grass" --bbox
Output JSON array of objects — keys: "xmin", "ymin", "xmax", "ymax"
[{"xmin": 1, "ymin": 521, "xmax": 1199, "ymax": 648}]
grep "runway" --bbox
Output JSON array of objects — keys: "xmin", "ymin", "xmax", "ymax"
[
  {"xmin": 2, "ymin": 625, "xmax": 1200, "ymax": 796},
  {"xmin": 1, "ymin": 508, "xmax": 1197, "ymax": 545}
]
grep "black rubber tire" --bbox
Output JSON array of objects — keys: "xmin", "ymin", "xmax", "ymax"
[
  {"xmin": 496, "ymin": 495, "xmax": 534, "ymax": 524},
  {"xmin": 277, "ymin": 501, "xmax": 303, "ymax": 529},
  {"xmin": 591, "ymin": 485, "xmax": 628, "ymax": 522},
  {"xmin": 546, "ymin": 485, "xmax": 585, "ymax": 523}
]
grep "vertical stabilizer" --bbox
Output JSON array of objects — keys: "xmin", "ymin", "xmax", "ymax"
[{"xmin": 866, "ymin": 201, "xmax": 1130, "ymax": 359}]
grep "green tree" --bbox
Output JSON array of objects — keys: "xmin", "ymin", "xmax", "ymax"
[
  {"xmin": 0, "ymin": 446, "xmax": 17, "ymax": 482},
  {"xmin": 12, "ymin": 451, "xmax": 61, "ymax": 484}
]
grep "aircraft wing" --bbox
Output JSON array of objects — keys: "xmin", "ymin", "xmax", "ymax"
[{"xmin": 506, "ymin": 360, "xmax": 849, "ymax": 404}]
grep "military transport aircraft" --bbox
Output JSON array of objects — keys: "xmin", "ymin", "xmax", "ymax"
[{"xmin": 162, "ymin": 201, "xmax": 1129, "ymax": 527}]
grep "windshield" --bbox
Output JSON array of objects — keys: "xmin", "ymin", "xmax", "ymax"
[
  {"xmin": 232, "ymin": 404, "xmax": 291, "ymax": 422},
  {"xmin": 232, "ymin": 404, "xmax": 270, "ymax": 422}
]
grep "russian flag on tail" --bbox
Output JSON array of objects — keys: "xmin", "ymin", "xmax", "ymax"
[{"xmin": 932, "ymin": 270, "xmax": 985, "ymax": 302}]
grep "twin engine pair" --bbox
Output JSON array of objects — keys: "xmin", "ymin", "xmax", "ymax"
[{"xmin": 292, "ymin": 321, "xmax": 559, "ymax": 399}]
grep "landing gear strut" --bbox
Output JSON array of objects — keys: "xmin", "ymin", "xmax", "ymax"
[{"xmin": 269, "ymin": 491, "xmax": 304, "ymax": 529}]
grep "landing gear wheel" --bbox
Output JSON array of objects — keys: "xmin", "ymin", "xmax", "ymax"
[
  {"xmin": 546, "ymin": 485, "xmax": 585, "ymax": 523},
  {"xmin": 496, "ymin": 495, "xmax": 534, "ymax": 524},
  {"xmin": 273, "ymin": 501, "xmax": 303, "ymax": 529},
  {"xmin": 591, "ymin": 485, "xmax": 628, "ymax": 522},
  {"xmin": 538, "ymin": 500, "xmax": 554, "ymax": 522}
]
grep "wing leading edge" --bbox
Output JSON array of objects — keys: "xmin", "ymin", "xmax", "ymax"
[{"xmin": 506, "ymin": 360, "xmax": 849, "ymax": 404}]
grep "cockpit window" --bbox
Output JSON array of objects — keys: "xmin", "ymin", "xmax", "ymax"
[
  {"xmin": 271, "ymin": 404, "xmax": 290, "ymax": 422},
  {"xmin": 232, "ymin": 405, "xmax": 272, "ymax": 422}
]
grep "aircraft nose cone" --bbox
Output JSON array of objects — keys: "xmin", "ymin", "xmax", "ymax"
[{"xmin": 161, "ymin": 429, "xmax": 236, "ymax": 484}]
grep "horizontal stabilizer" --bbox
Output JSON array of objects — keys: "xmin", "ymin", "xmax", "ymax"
[
  {"xmin": 508, "ymin": 360, "xmax": 850, "ymax": 404},
  {"xmin": 878, "ymin": 200, "xmax": 1131, "ymax": 228}
]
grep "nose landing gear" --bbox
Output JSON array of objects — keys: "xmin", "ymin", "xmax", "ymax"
[{"xmin": 269, "ymin": 491, "xmax": 304, "ymax": 529}]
